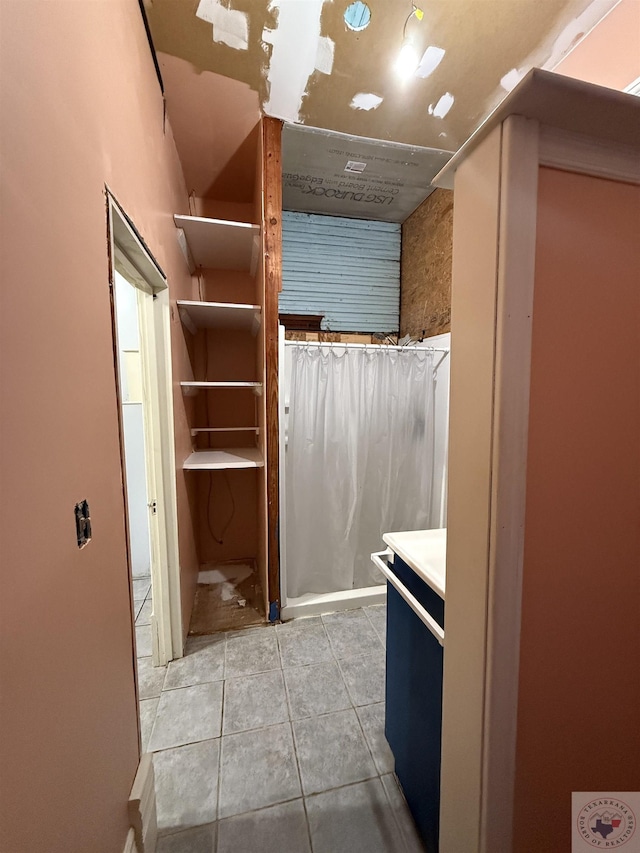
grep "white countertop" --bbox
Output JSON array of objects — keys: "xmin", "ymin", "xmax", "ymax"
[{"xmin": 382, "ymin": 528, "xmax": 447, "ymax": 599}]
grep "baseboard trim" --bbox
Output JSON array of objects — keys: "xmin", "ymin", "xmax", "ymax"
[
  {"xmin": 129, "ymin": 753, "xmax": 157, "ymax": 853},
  {"xmin": 123, "ymin": 828, "xmax": 138, "ymax": 853}
]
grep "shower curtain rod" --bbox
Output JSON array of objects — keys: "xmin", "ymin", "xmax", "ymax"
[{"xmin": 286, "ymin": 340, "xmax": 450, "ymax": 354}]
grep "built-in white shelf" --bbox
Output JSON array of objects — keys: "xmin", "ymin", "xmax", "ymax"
[
  {"xmin": 177, "ymin": 300, "xmax": 261, "ymax": 336},
  {"xmin": 183, "ymin": 448, "xmax": 264, "ymax": 470},
  {"xmin": 180, "ymin": 381, "xmax": 262, "ymax": 397},
  {"xmin": 174, "ymin": 215, "xmax": 260, "ymax": 273},
  {"xmin": 191, "ymin": 427, "xmax": 259, "ymax": 437}
]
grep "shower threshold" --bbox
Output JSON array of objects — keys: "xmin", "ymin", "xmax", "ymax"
[{"xmin": 280, "ymin": 584, "xmax": 386, "ymax": 621}]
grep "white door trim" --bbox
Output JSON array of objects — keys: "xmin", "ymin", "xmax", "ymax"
[
  {"xmin": 107, "ymin": 192, "xmax": 182, "ymax": 666},
  {"xmin": 480, "ymin": 115, "xmax": 540, "ymax": 853}
]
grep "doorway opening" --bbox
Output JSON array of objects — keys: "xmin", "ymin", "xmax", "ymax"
[{"xmin": 107, "ymin": 193, "xmax": 182, "ymax": 694}]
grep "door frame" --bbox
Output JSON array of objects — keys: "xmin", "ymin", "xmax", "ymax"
[{"xmin": 107, "ymin": 191, "xmax": 182, "ymax": 665}]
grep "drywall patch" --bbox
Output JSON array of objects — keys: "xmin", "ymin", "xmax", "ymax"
[
  {"xmin": 500, "ymin": 67, "xmax": 526, "ymax": 92},
  {"xmin": 262, "ymin": 0, "xmax": 333, "ymax": 122},
  {"xmin": 428, "ymin": 92, "xmax": 454, "ymax": 118},
  {"xmin": 315, "ymin": 36, "xmax": 335, "ymax": 75},
  {"xmin": 415, "ymin": 46, "xmax": 445, "ymax": 79},
  {"xmin": 196, "ymin": 0, "xmax": 249, "ymax": 50},
  {"xmin": 350, "ymin": 92, "xmax": 383, "ymax": 111}
]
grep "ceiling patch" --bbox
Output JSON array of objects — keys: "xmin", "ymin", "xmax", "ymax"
[
  {"xmin": 500, "ymin": 67, "xmax": 526, "ymax": 92},
  {"xmin": 428, "ymin": 92, "xmax": 454, "ymax": 119},
  {"xmin": 315, "ymin": 36, "xmax": 335, "ymax": 75},
  {"xmin": 196, "ymin": 0, "xmax": 249, "ymax": 51},
  {"xmin": 344, "ymin": 1, "xmax": 371, "ymax": 32},
  {"xmin": 415, "ymin": 46, "xmax": 445, "ymax": 79},
  {"xmin": 350, "ymin": 93, "xmax": 384, "ymax": 111},
  {"xmin": 262, "ymin": 0, "xmax": 331, "ymax": 123}
]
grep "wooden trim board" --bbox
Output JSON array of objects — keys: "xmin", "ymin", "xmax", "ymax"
[{"xmin": 262, "ymin": 116, "xmax": 283, "ymax": 614}]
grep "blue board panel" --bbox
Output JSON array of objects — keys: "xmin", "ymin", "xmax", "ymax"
[
  {"xmin": 280, "ymin": 211, "xmax": 401, "ymax": 333},
  {"xmin": 385, "ymin": 555, "xmax": 444, "ymax": 852}
]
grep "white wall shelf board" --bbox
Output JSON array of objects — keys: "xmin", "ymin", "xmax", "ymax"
[
  {"xmin": 183, "ymin": 448, "xmax": 264, "ymax": 470},
  {"xmin": 177, "ymin": 300, "xmax": 261, "ymax": 336},
  {"xmin": 180, "ymin": 381, "xmax": 262, "ymax": 397},
  {"xmin": 174, "ymin": 215, "xmax": 260, "ymax": 272},
  {"xmin": 191, "ymin": 427, "xmax": 259, "ymax": 436}
]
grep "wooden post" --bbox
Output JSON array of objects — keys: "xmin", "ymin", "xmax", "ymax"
[{"xmin": 262, "ymin": 117, "xmax": 283, "ymax": 615}]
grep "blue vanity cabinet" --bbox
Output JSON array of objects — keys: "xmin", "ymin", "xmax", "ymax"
[{"xmin": 384, "ymin": 552, "xmax": 445, "ymax": 852}]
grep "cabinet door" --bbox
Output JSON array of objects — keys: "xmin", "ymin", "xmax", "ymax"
[{"xmin": 385, "ymin": 556, "xmax": 444, "ymax": 852}]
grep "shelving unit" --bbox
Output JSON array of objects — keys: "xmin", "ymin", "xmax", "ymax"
[
  {"xmin": 174, "ymin": 215, "xmax": 260, "ymax": 273},
  {"xmin": 177, "ymin": 300, "xmax": 261, "ymax": 336},
  {"xmin": 183, "ymin": 448, "xmax": 264, "ymax": 470}
]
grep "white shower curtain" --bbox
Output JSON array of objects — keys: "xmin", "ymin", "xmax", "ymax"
[{"xmin": 286, "ymin": 345, "xmax": 437, "ymax": 597}]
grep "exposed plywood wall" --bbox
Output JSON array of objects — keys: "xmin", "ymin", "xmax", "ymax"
[{"xmin": 400, "ymin": 189, "xmax": 454, "ymax": 339}]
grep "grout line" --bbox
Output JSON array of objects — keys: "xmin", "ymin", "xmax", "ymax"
[{"xmin": 216, "ymin": 680, "xmax": 224, "ymax": 826}]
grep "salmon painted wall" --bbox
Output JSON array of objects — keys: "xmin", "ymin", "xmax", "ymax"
[
  {"xmin": 554, "ymin": 0, "xmax": 640, "ymax": 91},
  {"xmin": 0, "ymin": 1, "xmax": 199, "ymax": 850},
  {"xmin": 513, "ymin": 168, "xmax": 640, "ymax": 851}
]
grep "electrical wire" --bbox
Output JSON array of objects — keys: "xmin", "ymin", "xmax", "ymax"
[{"xmin": 206, "ymin": 469, "xmax": 236, "ymax": 546}]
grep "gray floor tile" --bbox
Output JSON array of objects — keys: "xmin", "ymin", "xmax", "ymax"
[
  {"xmin": 136, "ymin": 624, "xmax": 153, "ymax": 659},
  {"xmin": 156, "ymin": 823, "xmax": 216, "ymax": 853},
  {"xmin": 292, "ymin": 709, "xmax": 377, "ymax": 795},
  {"xmin": 284, "ymin": 661, "xmax": 351, "ymax": 720},
  {"xmin": 306, "ymin": 778, "xmax": 404, "ymax": 853},
  {"xmin": 140, "ymin": 698, "xmax": 159, "ymax": 752},
  {"xmin": 136, "ymin": 598, "xmax": 152, "ymax": 627},
  {"xmin": 322, "ymin": 609, "xmax": 382, "ymax": 658},
  {"xmin": 149, "ymin": 682, "xmax": 223, "ymax": 752},
  {"xmin": 217, "ymin": 799, "xmax": 311, "ymax": 853},
  {"xmin": 338, "ymin": 653, "xmax": 386, "ymax": 706},
  {"xmin": 133, "ymin": 577, "xmax": 151, "ymax": 600},
  {"xmin": 380, "ymin": 774, "xmax": 426, "ymax": 852},
  {"xmin": 153, "ymin": 739, "xmax": 219, "ymax": 833},
  {"xmin": 356, "ymin": 703, "xmax": 394, "ymax": 774},
  {"xmin": 276, "ymin": 617, "xmax": 334, "ymax": 667},
  {"xmin": 223, "ymin": 670, "xmax": 289, "ymax": 735},
  {"xmin": 225, "ymin": 631, "xmax": 280, "ymax": 678},
  {"xmin": 218, "ymin": 723, "xmax": 301, "ymax": 819},
  {"xmin": 364, "ymin": 604, "xmax": 387, "ymax": 643},
  {"xmin": 164, "ymin": 635, "xmax": 225, "ymax": 691},
  {"xmin": 137, "ymin": 656, "xmax": 167, "ymax": 700}
]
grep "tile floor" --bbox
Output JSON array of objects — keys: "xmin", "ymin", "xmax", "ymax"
[{"xmin": 135, "ymin": 602, "xmax": 425, "ymax": 852}]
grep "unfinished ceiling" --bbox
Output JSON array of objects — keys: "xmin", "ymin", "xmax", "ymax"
[{"xmin": 145, "ymin": 0, "xmax": 618, "ymax": 219}]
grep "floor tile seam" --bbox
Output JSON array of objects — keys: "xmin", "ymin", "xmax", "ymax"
[
  {"xmin": 149, "ymin": 719, "xmax": 224, "ymax": 754},
  {"xmin": 215, "ymin": 685, "xmax": 224, "ymax": 827},
  {"xmin": 290, "ymin": 702, "xmax": 370, "ymax": 728},
  {"xmin": 353, "ymin": 702, "xmax": 386, "ymax": 776},
  {"xmin": 161, "ymin": 674, "xmax": 224, "ymax": 694},
  {"xmin": 156, "ymin": 679, "xmax": 224, "ymax": 699},
  {"xmin": 300, "ymin": 766, "xmax": 381, "ymax": 799},
  {"xmin": 334, "ymin": 656, "xmax": 363, "ymax": 707},
  {"xmin": 281, "ymin": 662, "xmax": 297, "ymax": 724},
  {"xmin": 285, "ymin": 718, "xmax": 307, "ymax": 831},
  {"xmin": 150, "ymin": 733, "xmax": 221, "ymax": 758},
  {"xmin": 155, "ymin": 820, "xmax": 217, "ymax": 841},
  {"xmin": 379, "ymin": 772, "xmax": 421, "ymax": 852},
  {"xmin": 218, "ymin": 790, "xmax": 305, "ymax": 824},
  {"xmin": 223, "ymin": 663, "xmax": 283, "ymax": 679}
]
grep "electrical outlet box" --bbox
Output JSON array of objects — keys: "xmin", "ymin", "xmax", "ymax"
[{"xmin": 75, "ymin": 500, "xmax": 92, "ymax": 549}]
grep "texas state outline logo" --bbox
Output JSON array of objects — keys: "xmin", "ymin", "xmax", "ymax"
[{"xmin": 572, "ymin": 793, "xmax": 638, "ymax": 850}]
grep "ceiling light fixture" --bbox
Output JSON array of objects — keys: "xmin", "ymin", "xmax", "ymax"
[{"xmin": 395, "ymin": 3, "xmax": 423, "ymax": 79}]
